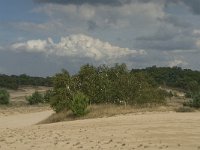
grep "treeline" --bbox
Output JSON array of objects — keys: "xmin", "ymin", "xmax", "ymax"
[
  {"xmin": 50, "ymin": 64, "xmax": 168, "ymax": 112},
  {"xmin": 1, "ymin": 65, "xmax": 200, "ymax": 93},
  {"xmin": 131, "ymin": 66, "xmax": 200, "ymax": 93},
  {"xmin": 0, "ymin": 74, "xmax": 52, "ymax": 89}
]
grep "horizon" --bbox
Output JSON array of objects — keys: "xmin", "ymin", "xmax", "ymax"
[
  {"xmin": 1, "ymin": 0, "xmax": 200, "ymax": 76},
  {"xmin": 0, "ymin": 64, "xmax": 199, "ymax": 78}
]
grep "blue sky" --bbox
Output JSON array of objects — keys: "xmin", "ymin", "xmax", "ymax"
[{"xmin": 0, "ymin": 0, "xmax": 200, "ymax": 76}]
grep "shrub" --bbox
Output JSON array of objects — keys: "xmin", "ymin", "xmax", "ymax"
[
  {"xmin": 70, "ymin": 92, "xmax": 89, "ymax": 117},
  {"xmin": 44, "ymin": 89, "xmax": 54, "ymax": 103},
  {"xmin": 26, "ymin": 91, "xmax": 44, "ymax": 105},
  {"xmin": 0, "ymin": 89, "xmax": 10, "ymax": 105},
  {"xmin": 185, "ymin": 91, "xmax": 192, "ymax": 98},
  {"xmin": 49, "ymin": 87, "xmax": 73, "ymax": 113},
  {"xmin": 189, "ymin": 92, "xmax": 200, "ymax": 108},
  {"xmin": 183, "ymin": 92, "xmax": 200, "ymax": 108}
]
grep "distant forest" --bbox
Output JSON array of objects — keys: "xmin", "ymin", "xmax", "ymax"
[
  {"xmin": 131, "ymin": 66, "xmax": 200, "ymax": 92},
  {"xmin": 1, "ymin": 65, "xmax": 200, "ymax": 93},
  {"xmin": 0, "ymin": 74, "xmax": 53, "ymax": 89}
]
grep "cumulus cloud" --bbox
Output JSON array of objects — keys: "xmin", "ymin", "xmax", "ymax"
[
  {"xmin": 11, "ymin": 39, "xmax": 49, "ymax": 53},
  {"xmin": 168, "ymin": 59, "xmax": 188, "ymax": 67},
  {"xmin": 9, "ymin": 34, "xmax": 146, "ymax": 64}
]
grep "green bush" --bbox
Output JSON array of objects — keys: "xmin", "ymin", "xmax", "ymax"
[
  {"xmin": 26, "ymin": 91, "xmax": 44, "ymax": 105},
  {"xmin": 50, "ymin": 91, "xmax": 71, "ymax": 113},
  {"xmin": 184, "ymin": 92, "xmax": 200, "ymax": 108},
  {"xmin": 185, "ymin": 91, "xmax": 192, "ymax": 98},
  {"xmin": 44, "ymin": 89, "xmax": 54, "ymax": 103},
  {"xmin": 0, "ymin": 89, "xmax": 10, "ymax": 105},
  {"xmin": 70, "ymin": 92, "xmax": 89, "ymax": 117}
]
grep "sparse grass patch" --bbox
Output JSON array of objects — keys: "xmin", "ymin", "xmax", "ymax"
[
  {"xmin": 175, "ymin": 106, "xmax": 195, "ymax": 113},
  {"xmin": 39, "ymin": 111, "xmax": 69, "ymax": 124},
  {"xmin": 40, "ymin": 104, "xmax": 168, "ymax": 124}
]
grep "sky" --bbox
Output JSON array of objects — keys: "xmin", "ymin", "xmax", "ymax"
[{"xmin": 0, "ymin": 0, "xmax": 200, "ymax": 76}]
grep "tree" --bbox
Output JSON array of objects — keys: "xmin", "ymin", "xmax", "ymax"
[
  {"xmin": 50, "ymin": 69, "xmax": 73, "ymax": 112},
  {"xmin": 70, "ymin": 91, "xmax": 89, "ymax": 116}
]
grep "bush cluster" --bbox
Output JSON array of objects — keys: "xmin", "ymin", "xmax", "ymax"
[
  {"xmin": 0, "ymin": 89, "xmax": 10, "ymax": 105},
  {"xmin": 49, "ymin": 64, "xmax": 168, "ymax": 115}
]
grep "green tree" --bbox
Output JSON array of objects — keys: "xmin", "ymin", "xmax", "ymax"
[
  {"xmin": 50, "ymin": 69, "xmax": 73, "ymax": 112},
  {"xmin": 70, "ymin": 91, "xmax": 89, "ymax": 116}
]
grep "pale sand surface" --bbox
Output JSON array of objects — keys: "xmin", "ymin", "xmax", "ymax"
[
  {"xmin": 0, "ymin": 86, "xmax": 51, "ymax": 117},
  {"xmin": 0, "ymin": 112, "xmax": 200, "ymax": 150},
  {"xmin": 0, "ymin": 110, "xmax": 53, "ymax": 128},
  {"xmin": 8, "ymin": 86, "xmax": 52, "ymax": 103}
]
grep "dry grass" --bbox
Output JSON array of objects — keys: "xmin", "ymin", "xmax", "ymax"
[
  {"xmin": 175, "ymin": 106, "xmax": 195, "ymax": 112},
  {"xmin": 40, "ymin": 104, "xmax": 171, "ymax": 124},
  {"xmin": 41, "ymin": 96, "xmax": 193, "ymax": 124}
]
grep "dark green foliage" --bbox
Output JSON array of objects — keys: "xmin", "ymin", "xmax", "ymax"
[
  {"xmin": 51, "ymin": 64, "xmax": 200, "ymax": 113},
  {"xmin": 185, "ymin": 91, "xmax": 193, "ymax": 98},
  {"xmin": 50, "ymin": 64, "xmax": 163, "ymax": 113},
  {"xmin": 74, "ymin": 64, "xmax": 165, "ymax": 106},
  {"xmin": 131, "ymin": 66, "xmax": 200, "ymax": 92},
  {"xmin": 0, "ymin": 89, "xmax": 10, "ymax": 105},
  {"xmin": 0, "ymin": 74, "xmax": 53, "ymax": 90},
  {"xmin": 70, "ymin": 91, "xmax": 89, "ymax": 116},
  {"xmin": 26, "ymin": 91, "xmax": 44, "ymax": 105},
  {"xmin": 43, "ymin": 89, "xmax": 55, "ymax": 103},
  {"xmin": 50, "ymin": 70, "xmax": 73, "ymax": 113},
  {"xmin": 188, "ymin": 92, "xmax": 200, "ymax": 108}
]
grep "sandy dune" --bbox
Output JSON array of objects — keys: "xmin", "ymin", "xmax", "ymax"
[
  {"xmin": 0, "ymin": 110, "xmax": 53, "ymax": 128},
  {"xmin": 0, "ymin": 112, "xmax": 200, "ymax": 150}
]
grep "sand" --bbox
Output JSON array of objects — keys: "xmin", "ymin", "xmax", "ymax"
[
  {"xmin": 0, "ymin": 111, "xmax": 200, "ymax": 150},
  {"xmin": 0, "ymin": 110, "xmax": 53, "ymax": 128},
  {"xmin": 8, "ymin": 86, "xmax": 52, "ymax": 103}
]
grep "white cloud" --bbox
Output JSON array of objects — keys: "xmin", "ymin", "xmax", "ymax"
[
  {"xmin": 11, "ymin": 39, "xmax": 49, "ymax": 53},
  {"xmin": 9, "ymin": 34, "xmax": 146, "ymax": 64},
  {"xmin": 168, "ymin": 59, "xmax": 188, "ymax": 67}
]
